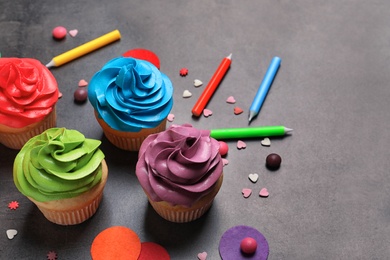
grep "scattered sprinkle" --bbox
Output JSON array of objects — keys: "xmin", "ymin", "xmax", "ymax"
[
  {"xmin": 237, "ymin": 140, "xmax": 246, "ymax": 149},
  {"xmin": 8, "ymin": 201, "xmax": 19, "ymax": 210},
  {"xmin": 74, "ymin": 88, "xmax": 88, "ymax": 103},
  {"xmin": 6, "ymin": 229, "xmax": 17, "ymax": 240},
  {"xmin": 261, "ymin": 137, "xmax": 271, "ymax": 147},
  {"xmin": 194, "ymin": 79, "xmax": 203, "ymax": 87},
  {"xmin": 259, "ymin": 188, "xmax": 269, "ymax": 197},
  {"xmin": 234, "ymin": 106, "xmax": 244, "ymax": 115},
  {"xmin": 52, "ymin": 26, "xmax": 67, "ymax": 40},
  {"xmin": 242, "ymin": 188, "xmax": 252, "ymax": 198},
  {"xmin": 248, "ymin": 173, "xmax": 259, "ymax": 183},
  {"xmin": 167, "ymin": 113, "xmax": 175, "ymax": 122},
  {"xmin": 218, "ymin": 141, "xmax": 229, "ymax": 157},
  {"xmin": 203, "ymin": 109, "xmax": 213, "ymax": 117},
  {"xmin": 47, "ymin": 251, "xmax": 58, "ymax": 260},
  {"xmin": 182, "ymin": 90, "xmax": 192, "ymax": 98},
  {"xmin": 197, "ymin": 251, "xmax": 207, "ymax": 260},
  {"xmin": 69, "ymin": 29, "xmax": 78, "ymax": 37},
  {"xmin": 78, "ymin": 79, "xmax": 88, "ymax": 87},
  {"xmin": 179, "ymin": 68, "xmax": 188, "ymax": 76},
  {"xmin": 226, "ymin": 96, "xmax": 236, "ymax": 104},
  {"xmin": 222, "ymin": 158, "xmax": 229, "ymax": 166},
  {"xmin": 58, "ymin": 92, "xmax": 63, "ymax": 99}
]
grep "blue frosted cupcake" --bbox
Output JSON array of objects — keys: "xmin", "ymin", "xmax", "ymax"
[{"xmin": 88, "ymin": 55, "xmax": 173, "ymax": 151}]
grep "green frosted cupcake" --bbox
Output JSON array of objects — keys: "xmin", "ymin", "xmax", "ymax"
[{"xmin": 13, "ymin": 128, "xmax": 108, "ymax": 225}]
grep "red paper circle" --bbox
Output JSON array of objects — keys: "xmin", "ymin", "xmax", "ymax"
[{"xmin": 122, "ymin": 49, "xmax": 160, "ymax": 70}]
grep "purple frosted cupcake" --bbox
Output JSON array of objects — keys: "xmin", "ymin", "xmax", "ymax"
[{"xmin": 136, "ymin": 124, "xmax": 223, "ymax": 223}]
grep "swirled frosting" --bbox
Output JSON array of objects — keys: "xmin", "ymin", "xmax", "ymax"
[
  {"xmin": 88, "ymin": 57, "xmax": 173, "ymax": 132},
  {"xmin": 13, "ymin": 128, "xmax": 105, "ymax": 202},
  {"xmin": 0, "ymin": 58, "xmax": 59, "ymax": 128},
  {"xmin": 136, "ymin": 124, "xmax": 223, "ymax": 207}
]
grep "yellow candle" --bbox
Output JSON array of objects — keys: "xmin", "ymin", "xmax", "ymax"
[{"xmin": 46, "ymin": 29, "xmax": 121, "ymax": 68}]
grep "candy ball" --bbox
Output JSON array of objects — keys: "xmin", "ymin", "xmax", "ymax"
[
  {"xmin": 266, "ymin": 153, "xmax": 282, "ymax": 170},
  {"xmin": 218, "ymin": 141, "xmax": 229, "ymax": 157},
  {"xmin": 52, "ymin": 26, "xmax": 67, "ymax": 40},
  {"xmin": 240, "ymin": 237, "xmax": 257, "ymax": 255},
  {"xmin": 74, "ymin": 88, "xmax": 88, "ymax": 103}
]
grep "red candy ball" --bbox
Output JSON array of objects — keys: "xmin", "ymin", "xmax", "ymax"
[
  {"xmin": 52, "ymin": 26, "xmax": 67, "ymax": 40},
  {"xmin": 240, "ymin": 237, "xmax": 257, "ymax": 255},
  {"xmin": 74, "ymin": 88, "xmax": 88, "ymax": 103},
  {"xmin": 218, "ymin": 141, "xmax": 229, "ymax": 157}
]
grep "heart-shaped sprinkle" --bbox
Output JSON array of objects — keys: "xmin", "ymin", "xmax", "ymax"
[
  {"xmin": 242, "ymin": 188, "xmax": 252, "ymax": 198},
  {"xmin": 234, "ymin": 106, "xmax": 243, "ymax": 115},
  {"xmin": 248, "ymin": 173, "xmax": 259, "ymax": 183},
  {"xmin": 203, "ymin": 109, "xmax": 213, "ymax": 117},
  {"xmin": 58, "ymin": 92, "xmax": 63, "ymax": 98},
  {"xmin": 167, "ymin": 113, "xmax": 175, "ymax": 122},
  {"xmin": 237, "ymin": 140, "xmax": 246, "ymax": 149},
  {"xmin": 194, "ymin": 79, "xmax": 203, "ymax": 87},
  {"xmin": 182, "ymin": 90, "xmax": 192, "ymax": 98},
  {"xmin": 197, "ymin": 251, "xmax": 207, "ymax": 260},
  {"xmin": 222, "ymin": 158, "xmax": 229, "ymax": 166},
  {"xmin": 261, "ymin": 137, "xmax": 271, "ymax": 146},
  {"xmin": 259, "ymin": 188, "xmax": 269, "ymax": 197},
  {"xmin": 226, "ymin": 96, "xmax": 236, "ymax": 104},
  {"xmin": 78, "ymin": 79, "xmax": 88, "ymax": 87},
  {"xmin": 69, "ymin": 29, "xmax": 78, "ymax": 37},
  {"xmin": 6, "ymin": 229, "xmax": 17, "ymax": 240}
]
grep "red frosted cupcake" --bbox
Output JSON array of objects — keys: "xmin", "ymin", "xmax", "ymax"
[{"xmin": 0, "ymin": 58, "xmax": 59, "ymax": 149}]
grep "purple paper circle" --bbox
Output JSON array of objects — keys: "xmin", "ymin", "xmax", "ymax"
[{"xmin": 219, "ymin": 225, "xmax": 269, "ymax": 260}]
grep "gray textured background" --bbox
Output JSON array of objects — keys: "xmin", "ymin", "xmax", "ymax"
[{"xmin": 1, "ymin": 1, "xmax": 390, "ymax": 259}]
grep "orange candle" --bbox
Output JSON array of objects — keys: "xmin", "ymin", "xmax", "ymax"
[{"xmin": 191, "ymin": 53, "xmax": 232, "ymax": 117}]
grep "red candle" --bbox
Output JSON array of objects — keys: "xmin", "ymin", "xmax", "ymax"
[{"xmin": 191, "ymin": 54, "xmax": 232, "ymax": 117}]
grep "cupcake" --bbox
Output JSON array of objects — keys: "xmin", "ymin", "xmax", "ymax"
[
  {"xmin": 136, "ymin": 124, "xmax": 224, "ymax": 223},
  {"xmin": 13, "ymin": 128, "xmax": 108, "ymax": 225},
  {"xmin": 0, "ymin": 58, "xmax": 59, "ymax": 149},
  {"xmin": 88, "ymin": 53, "xmax": 173, "ymax": 151}
]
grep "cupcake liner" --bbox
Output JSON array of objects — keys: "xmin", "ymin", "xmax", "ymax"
[
  {"xmin": 95, "ymin": 112, "xmax": 167, "ymax": 151},
  {"xmin": 28, "ymin": 159, "xmax": 108, "ymax": 225},
  {"xmin": 146, "ymin": 174, "xmax": 223, "ymax": 223},
  {"xmin": 0, "ymin": 107, "xmax": 56, "ymax": 149}
]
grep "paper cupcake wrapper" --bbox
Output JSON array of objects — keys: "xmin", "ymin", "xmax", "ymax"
[
  {"xmin": 0, "ymin": 108, "xmax": 56, "ymax": 149},
  {"xmin": 148, "ymin": 198, "xmax": 214, "ymax": 223},
  {"xmin": 95, "ymin": 112, "xmax": 167, "ymax": 151},
  {"xmin": 34, "ymin": 191, "xmax": 103, "ymax": 225}
]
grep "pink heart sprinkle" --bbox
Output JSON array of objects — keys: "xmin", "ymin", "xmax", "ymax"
[
  {"xmin": 222, "ymin": 158, "xmax": 229, "ymax": 166},
  {"xmin": 237, "ymin": 140, "xmax": 246, "ymax": 149},
  {"xmin": 259, "ymin": 188, "xmax": 269, "ymax": 197},
  {"xmin": 242, "ymin": 188, "xmax": 252, "ymax": 198},
  {"xmin": 58, "ymin": 92, "xmax": 63, "ymax": 98},
  {"xmin": 78, "ymin": 79, "xmax": 88, "ymax": 87},
  {"xmin": 234, "ymin": 106, "xmax": 244, "ymax": 115},
  {"xmin": 226, "ymin": 96, "xmax": 236, "ymax": 104},
  {"xmin": 197, "ymin": 251, "xmax": 207, "ymax": 260},
  {"xmin": 69, "ymin": 29, "xmax": 78, "ymax": 37},
  {"xmin": 167, "ymin": 113, "xmax": 175, "ymax": 122},
  {"xmin": 203, "ymin": 109, "xmax": 213, "ymax": 117}
]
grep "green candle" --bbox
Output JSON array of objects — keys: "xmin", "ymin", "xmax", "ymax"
[{"xmin": 209, "ymin": 126, "xmax": 292, "ymax": 139}]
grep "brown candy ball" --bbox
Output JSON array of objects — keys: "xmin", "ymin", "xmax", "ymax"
[
  {"xmin": 74, "ymin": 88, "xmax": 88, "ymax": 103},
  {"xmin": 266, "ymin": 153, "xmax": 281, "ymax": 170}
]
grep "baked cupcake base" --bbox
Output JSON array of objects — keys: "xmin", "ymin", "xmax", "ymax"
[
  {"xmin": 146, "ymin": 174, "xmax": 223, "ymax": 223},
  {"xmin": 95, "ymin": 111, "xmax": 167, "ymax": 151},
  {"xmin": 0, "ymin": 107, "xmax": 56, "ymax": 150},
  {"xmin": 28, "ymin": 159, "xmax": 108, "ymax": 225}
]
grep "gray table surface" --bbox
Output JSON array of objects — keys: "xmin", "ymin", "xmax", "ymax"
[{"xmin": 1, "ymin": 1, "xmax": 390, "ymax": 259}]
